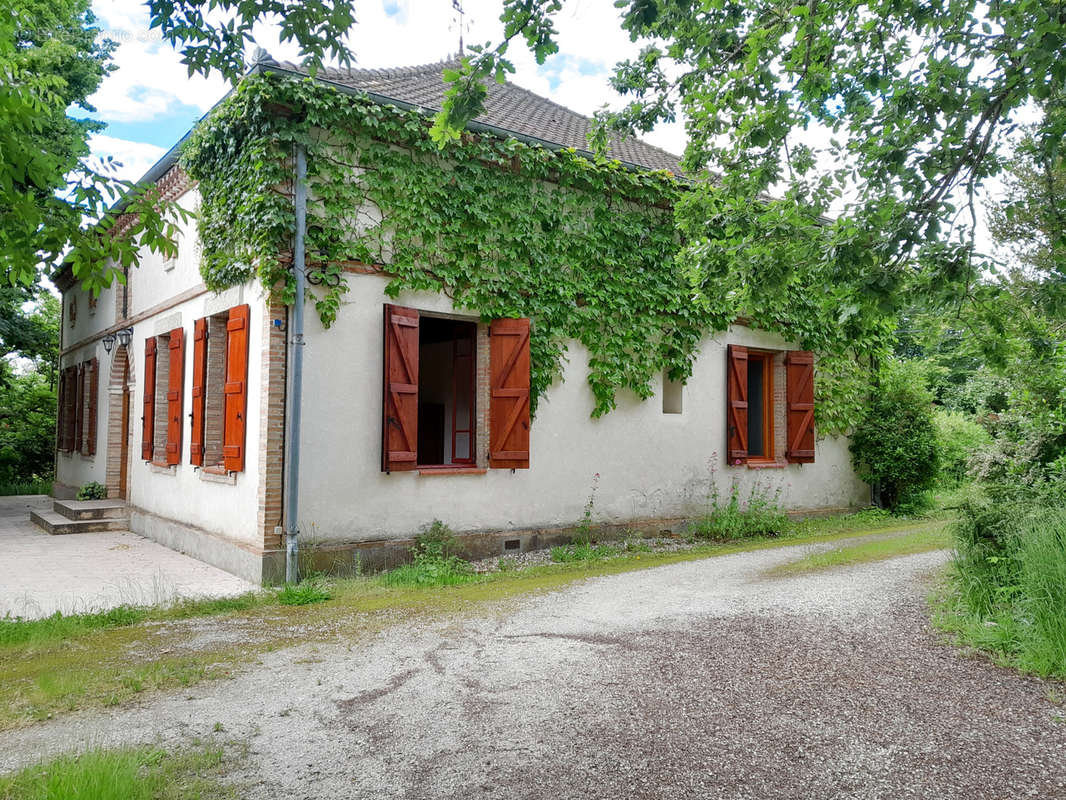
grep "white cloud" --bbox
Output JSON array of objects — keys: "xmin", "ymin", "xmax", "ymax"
[{"xmin": 87, "ymin": 133, "xmax": 168, "ymax": 183}]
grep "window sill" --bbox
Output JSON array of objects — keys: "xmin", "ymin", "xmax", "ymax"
[
  {"xmin": 746, "ymin": 460, "xmax": 786, "ymax": 470},
  {"xmin": 198, "ymin": 467, "xmax": 236, "ymax": 485},
  {"xmin": 417, "ymin": 466, "xmax": 487, "ymax": 476},
  {"xmin": 148, "ymin": 462, "xmax": 177, "ymax": 475}
]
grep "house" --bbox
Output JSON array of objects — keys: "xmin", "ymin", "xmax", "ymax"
[{"xmin": 44, "ymin": 57, "xmax": 870, "ymax": 582}]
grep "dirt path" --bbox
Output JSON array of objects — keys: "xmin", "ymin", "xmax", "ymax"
[{"xmin": 3, "ymin": 539, "xmax": 1064, "ymax": 798}]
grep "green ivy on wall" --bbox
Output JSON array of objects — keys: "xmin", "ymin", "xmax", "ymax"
[{"xmin": 181, "ymin": 74, "xmax": 875, "ymax": 426}]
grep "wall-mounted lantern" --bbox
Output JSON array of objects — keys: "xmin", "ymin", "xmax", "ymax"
[{"xmin": 102, "ymin": 333, "xmax": 117, "ymax": 354}]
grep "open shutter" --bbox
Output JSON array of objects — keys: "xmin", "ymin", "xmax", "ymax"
[
  {"xmin": 726, "ymin": 344, "xmax": 748, "ymax": 463},
  {"xmin": 166, "ymin": 327, "xmax": 185, "ymax": 465},
  {"xmin": 489, "ymin": 317, "xmax": 531, "ymax": 469},
  {"xmin": 382, "ymin": 304, "xmax": 420, "ymax": 472},
  {"xmin": 223, "ymin": 304, "xmax": 250, "ymax": 472},
  {"xmin": 74, "ymin": 363, "xmax": 85, "ymax": 454},
  {"xmin": 786, "ymin": 350, "xmax": 815, "ymax": 463},
  {"xmin": 87, "ymin": 357, "xmax": 98, "ymax": 456},
  {"xmin": 189, "ymin": 318, "xmax": 207, "ymax": 466},
  {"xmin": 142, "ymin": 337, "xmax": 156, "ymax": 461}
]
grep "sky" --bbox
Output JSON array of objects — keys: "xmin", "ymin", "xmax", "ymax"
[{"xmin": 85, "ymin": 0, "xmax": 687, "ymax": 183}]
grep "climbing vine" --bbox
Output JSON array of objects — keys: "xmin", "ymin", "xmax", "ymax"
[{"xmin": 182, "ymin": 74, "xmax": 882, "ymax": 426}]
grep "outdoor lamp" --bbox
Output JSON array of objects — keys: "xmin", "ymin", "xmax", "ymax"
[
  {"xmin": 116, "ymin": 327, "xmax": 133, "ymax": 348},
  {"xmin": 102, "ymin": 333, "xmax": 116, "ymax": 354}
]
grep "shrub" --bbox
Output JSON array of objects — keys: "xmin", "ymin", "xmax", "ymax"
[
  {"xmin": 933, "ymin": 408, "xmax": 992, "ymax": 485},
  {"xmin": 849, "ymin": 360, "xmax": 940, "ymax": 512},
  {"xmin": 381, "ymin": 520, "xmax": 477, "ymax": 587},
  {"xmin": 689, "ymin": 478, "xmax": 788, "ymax": 541},
  {"xmin": 76, "ymin": 481, "xmax": 107, "ymax": 500}
]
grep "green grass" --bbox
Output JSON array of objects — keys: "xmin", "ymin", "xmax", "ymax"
[
  {"xmin": 0, "ymin": 510, "xmax": 950, "ymax": 729},
  {"xmin": 0, "ymin": 593, "xmax": 267, "ymax": 649},
  {"xmin": 551, "ymin": 541, "xmax": 615, "ymax": 562},
  {"xmin": 765, "ymin": 524, "xmax": 952, "ymax": 576},
  {"xmin": 0, "ymin": 741, "xmax": 241, "ymax": 799},
  {"xmin": 275, "ymin": 578, "xmax": 331, "ymax": 606},
  {"xmin": 0, "ymin": 480, "xmax": 52, "ymax": 497},
  {"xmin": 936, "ymin": 507, "xmax": 1066, "ymax": 679}
]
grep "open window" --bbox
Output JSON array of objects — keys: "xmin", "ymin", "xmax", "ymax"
[
  {"xmin": 382, "ymin": 304, "xmax": 530, "ymax": 472},
  {"xmin": 726, "ymin": 345, "xmax": 816, "ymax": 465}
]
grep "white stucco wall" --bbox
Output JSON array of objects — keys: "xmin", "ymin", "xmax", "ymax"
[
  {"xmin": 56, "ymin": 185, "xmax": 265, "ymax": 548},
  {"xmin": 129, "ymin": 190, "xmax": 204, "ymax": 314},
  {"xmin": 298, "ymin": 275, "xmax": 869, "ymax": 544},
  {"xmin": 124, "ymin": 284, "xmax": 266, "ymax": 547}
]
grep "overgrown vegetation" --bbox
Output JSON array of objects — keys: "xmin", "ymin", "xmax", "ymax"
[
  {"xmin": 275, "ymin": 578, "xmax": 331, "ymax": 606},
  {"xmin": 939, "ymin": 502, "xmax": 1066, "ymax": 678},
  {"xmin": 182, "ymin": 73, "xmax": 878, "ymax": 425},
  {"xmin": 380, "ymin": 520, "xmax": 478, "ymax": 587},
  {"xmin": 689, "ymin": 476, "xmax": 789, "ymax": 541},
  {"xmin": 0, "ymin": 740, "xmax": 241, "ymax": 800}
]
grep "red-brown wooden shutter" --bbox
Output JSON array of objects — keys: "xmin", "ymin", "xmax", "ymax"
[
  {"xmin": 223, "ymin": 304, "xmax": 250, "ymax": 472},
  {"xmin": 786, "ymin": 350, "xmax": 816, "ymax": 463},
  {"xmin": 382, "ymin": 304, "xmax": 420, "ymax": 472},
  {"xmin": 87, "ymin": 357, "xmax": 98, "ymax": 456},
  {"xmin": 74, "ymin": 362, "xmax": 85, "ymax": 454},
  {"xmin": 166, "ymin": 327, "xmax": 185, "ymax": 465},
  {"xmin": 142, "ymin": 337, "xmax": 156, "ymax": 461},
  {"xmin": 57, "ymin": 367, "xmax": 72, "ymax": 452},
  {"xmin": 489, "ymin": 317, "xmax": 531, "ymax": 469},
  {"xmin": 726, "ymin": 344, "xmax": 749, "ymax": 463},
  {"xmin": 190, "ymin": 317, "xmax": 207, "ymax": 466}
]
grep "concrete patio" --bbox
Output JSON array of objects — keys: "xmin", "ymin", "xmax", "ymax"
[{"xmin": 0, "ymin": 495, "xmax": 257, "ymax": 620}]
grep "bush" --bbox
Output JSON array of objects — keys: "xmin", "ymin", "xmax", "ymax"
[
  {"xmin": 76, "ymin": 481, "xmax": 107, "ymax": 500},
  {"xmin": 947, "ymin": 499, "xmax": 1066, "ymax": 677},
  {"xmin": 933, "ymin": 409, "xmax": 992, "ymax": 485},
  {"xmin": 380, "ymin": 520, "xmax": 477, "ymax": 587},
  {"xmin": 689, "ymin": 479, "xmax": 788, "ymax": 541},
  {"xmin": 849, "ymin": 361, "xmax": 940, "ymax": 511}
]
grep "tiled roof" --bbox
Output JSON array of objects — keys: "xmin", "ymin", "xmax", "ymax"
[{"xmin": 264, "ymin": 57, "xmax": 682, "ymax": 174}]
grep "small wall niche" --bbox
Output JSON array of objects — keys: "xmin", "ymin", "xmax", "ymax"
[{"xmin": 662, "ymin": 369, "xmax": 683, "ymax": 414}]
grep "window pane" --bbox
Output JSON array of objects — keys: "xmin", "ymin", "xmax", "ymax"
[{"xmin": 747, "ymin": 358, "xmax": 764, "ymax": 457}]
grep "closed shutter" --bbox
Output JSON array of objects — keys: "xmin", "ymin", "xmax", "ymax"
[
  {"xmin": 190, "ymin": 318, "xmax": 207, "ymax": 466},
  {"xmin": 489, "ymin": 317, "xmax": 531, "ymax": 469},
  {"xmin": 74, "ymin": 362, "xmax": 85, "ymax": 454},
  {"xmin": 726, "ymin": 344, "xmax": 748, "ymax": 463},
  {"xmin": 382, "ymin": 304, "xmax": 420, "ymax": 472},
  {"xmin": 57, "ymin": 367, "xmax": 73, "ymax": 452},
  {"xmin": 786, "ymin": 350, "xmax": 816, "ymax": 463},
  {"xmin": 142, "ymin": 337, "xmax": 156, "ymax": 460},
  {"xmin": 222, "ymin": 304, "xmax": 250, "ymax": 472},
  {"xmin": 166, "ymin": 327, "xmax": 185, "ymax": 465},
  {"xmin": 87, "ymin": 357, "xmax": 98, "ymax": 456}
]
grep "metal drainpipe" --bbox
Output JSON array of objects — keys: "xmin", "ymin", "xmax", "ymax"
[{"xmin": 284, "ymin": 143, "xmax": 307, "ymax": 583}]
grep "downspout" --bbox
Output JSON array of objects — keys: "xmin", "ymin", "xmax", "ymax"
[{"xmin": 284, "ymin": 143, "xmax": 307, "ymax": 583}]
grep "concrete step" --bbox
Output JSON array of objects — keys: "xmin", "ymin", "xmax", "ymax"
[
  {"xmin": 53, "ymin": 499, "xmax": 129, "ymax": 522},
  {"xmin": 30, "ymin": 509, "xmax": 128, "ymax": 535}
]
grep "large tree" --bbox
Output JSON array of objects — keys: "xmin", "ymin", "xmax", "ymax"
[
  {"xmin": 1, "ymin": 0, "xmax": 357, "ymax": 292},
  {"xmin": 436, "ymin": 0, "xmax": 1065, "ymax": 357}
]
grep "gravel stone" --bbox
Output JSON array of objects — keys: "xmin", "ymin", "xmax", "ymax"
[{"xmin": 2, "ymin": 539, "xmax": 1062, "ymax": 799}]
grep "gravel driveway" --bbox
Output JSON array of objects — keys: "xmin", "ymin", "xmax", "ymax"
[{"xmin": 3, "ymin": 536, "xmax": 1064, "ymax": 798}]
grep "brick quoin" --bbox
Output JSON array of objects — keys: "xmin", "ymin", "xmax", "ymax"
[{"xmin": 257, "ymin": 298, "xmax": 287, "ymax": 551}]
